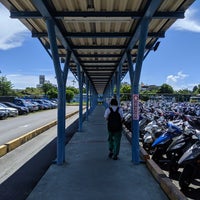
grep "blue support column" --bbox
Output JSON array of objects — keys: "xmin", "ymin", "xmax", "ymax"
[
  {"xmin": 86, "ymin": 77, "xmax": 89, "ymax": 121},
  {"xmin": 127, "ymin": 52, "xmax": 137, "ymax": 163},
  {"xmin": 46, "ymin": 19, "xmax": 71, "ymax": 165},
  {"xmin": 63, "ymin": 52, "xmax": 72, "ymax": 153},
  {"xmin": 103, "ymin": 88, "xmax": 108, "ymax": 108},
  {"xmin": 108, "ymin": 82, "xmax": 111, "ymax": 98},
  {"xmin": 77, "ymin": 64, "xmax": 83, "ymax": 132},
  {"xmin": 89, "ymin": 86, "xmax": 92, "ymax": 111},
  {"xmin": 91, "ymin": 87, "xmax": 97, "ymax": 110},
  {"xmin": 116, "ymin": 64, "xmax": 122, "ymax": 103},
  {"xmin": 91, "ymin": 87, "xmax": 95, "ymax": 109},
  {"xmin": 110, "ymin": 78, "xmax": 115, "ymax": 97},
  {"xmin": 132, "ymin": 18, "xmax": 150, "ymax": 164},
  {"xmin": 95, "ymin": 93, "xmax": 98, "ymax": 106},
  {"xmin": 89, "ymin": 84, "xmax": 92, "ymax": 112},
  {"xmin": 115, "ymin": 73, "xmax": 118, "ymax": 99}
]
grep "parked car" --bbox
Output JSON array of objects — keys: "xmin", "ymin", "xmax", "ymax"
[
  {"xmin": 14, "ymin": 98, "xmax": 35, "ymax": 112},
  {"xmin": 43, "ymin": 99, "xmax": 57, "ymax": 109},
  {"xmin": 0, "ymin": 107, "xmax": 9, "ymax": 120},
  {"xmin": 2, "ymin": 102, "xmax": 29, "ymax": 115},
  {"xmin": 24, "ymin": 99, "xmax": 39, "ymax": 111},
  {"xmin": 0, "ymin": 102, "xmax": 18, "ymax": 117},
  {"xmin": 33, "ymin": 99, "xmax": 52, "ymax": 110}
]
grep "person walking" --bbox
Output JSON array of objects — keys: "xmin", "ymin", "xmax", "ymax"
[{"xmin": 104, "ymin": 98, "xmax": 123, "ymax": 160}]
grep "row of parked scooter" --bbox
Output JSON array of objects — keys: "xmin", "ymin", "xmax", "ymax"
[{"xmin": 122, "ymin": 101, "xmax": 200, "ymax": 192}]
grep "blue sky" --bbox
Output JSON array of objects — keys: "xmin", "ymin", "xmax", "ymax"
[{"xmin": 0, "ymin": 1, "xmax": 200, "ymax": 91}]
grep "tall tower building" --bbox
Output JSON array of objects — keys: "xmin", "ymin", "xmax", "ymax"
[{"xmin": 39, "ymin": 75, "xmax": 45, "ymax": 85}]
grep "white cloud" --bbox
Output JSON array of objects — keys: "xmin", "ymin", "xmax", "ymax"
[
  {"xmin": 165, "ymin": 71, "xmax": 195, "ymax": 90},
  {"xmin": 7, "ymin": 74, "xmax": 40, "ymax": 89},
  {"xmin": 6, "ymin": 71, "xmax": 77, "ymax": 89},
  {"xmin": 166, "ymin": 71, "xmax": 188, "ymax": 83},
  {"xmin": 0, "ymin": 4, "xmax": 29, "ymax": 50},
  {"xmin": 172, "ymin": 8, "xmax": 200, "ymax": 32}
]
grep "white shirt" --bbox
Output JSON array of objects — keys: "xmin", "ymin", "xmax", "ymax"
[{"xmin": 104, "ymin": 105, "xmax": 123, "ymax": 120}]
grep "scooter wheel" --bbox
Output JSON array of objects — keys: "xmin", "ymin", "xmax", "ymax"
[
  {"xmin": 151, "ymin": 148, "xmax": 163, "ymax": 164},
  {"xmin": 179, "ymin": 164, "xmax": 193, "ymax": 191},
  {"xmin": 169, "ymin": 163, "xmax": 179, "ymax": 179},
  {"xmin": 143, "ymin": 143, "xmax": 150, "ymax": 153}
]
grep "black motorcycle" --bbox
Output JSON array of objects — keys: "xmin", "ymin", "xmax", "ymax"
[
  {"xmin": 178, "ymin": 140, "xmax": 200, "ymax": 191},
  {"xmin": 166, "ymin": 127, "xmax": 199, "ymax": 178}
]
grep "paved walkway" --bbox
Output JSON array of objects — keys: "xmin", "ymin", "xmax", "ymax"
[{"xmin": 27, "ymin": 105, "xmax": 169, "ymax": 200}]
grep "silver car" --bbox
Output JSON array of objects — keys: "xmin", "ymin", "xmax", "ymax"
[
  {"xmin": 0, "ymin": 107, "xmax": 9, "ymax": 119},
  {"xmin": 0, "ymin": 103, "xmax": 18, "ymax": 117}
]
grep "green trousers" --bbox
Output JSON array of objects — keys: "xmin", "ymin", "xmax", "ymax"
[{"xmin": 108, "ymin": 130, "xmax": 122, "ymax": 156}]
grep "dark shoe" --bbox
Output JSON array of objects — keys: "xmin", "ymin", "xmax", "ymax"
[
  {"xmin": 108, "ymin": 152, "xmax": 113, "ymax": 158},
  {"xmin": 113, "ymin": 155, "xmax": 118, "ymax": 160}
]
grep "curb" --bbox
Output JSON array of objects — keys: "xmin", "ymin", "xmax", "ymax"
[
  {"xmin": 140, "ymin": 147, "xmax": 187, "ymax": 200},
  {"xmin": 124, "ymin": 129, "xmax": 187, "ymax": 200},
  {"xmin": 0, "ymin": 145, "xmax": 7, "ymax": 157},
  {"xmin": 0, "ymin": 110, "xmax": 79, "ymax": 158}
]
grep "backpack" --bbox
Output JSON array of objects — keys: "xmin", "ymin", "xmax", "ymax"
[{"xmin": 107, "ymin": 107, "xmax": 122, "ymax": 132}]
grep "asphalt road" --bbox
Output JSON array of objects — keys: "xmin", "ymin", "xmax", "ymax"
[
  {"xmin": 0, "ymin": 108, "xmax": 80, "ymax": 200},
  {"xmin": 0, "ymin": 106, "xmax": 79, "ymax": 145}
]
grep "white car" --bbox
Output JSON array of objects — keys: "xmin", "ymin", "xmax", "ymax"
[
  {"xmin": 0, "ymin": 107, "xmax": 9, "ymax": 119},
  {"xmin": 0, "ymin": 103, "xmax": 18, "ymax": 117}
]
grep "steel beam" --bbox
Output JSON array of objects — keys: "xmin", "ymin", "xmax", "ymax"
[
  {"xmin": 32, "ymin": 31, "xmax": 165, "ymax": 38},
  {"xmin": 11, "ymin": 10, "xmax": 184, "ymax": 19}
]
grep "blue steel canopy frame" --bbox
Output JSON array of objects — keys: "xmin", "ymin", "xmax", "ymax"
[
  {"xmin": 76, "ymin": 64, "xmax": 84, "ymax": 132},
  {"xmin": 31, "ymin": 0, "xmax": 90, "ymax": 165},
  {"xmin": 45, "ymin": 18, "xmax": 71, "ymax": 165},
  {"xmin": 5, "ymin": 0, "xmax": 194, "ymax": 96},
  {"xmin": 105, "ymin": 0, "xmax": 165, "ymax": 164},
  {"xmin": 1, "ymin": 0, "xmax": 196, "ymax": 165},
  {"xmin": 85, "ymin": 77, "xmax": 89, "ymax": 121}
]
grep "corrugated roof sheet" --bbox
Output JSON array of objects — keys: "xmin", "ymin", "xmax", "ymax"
[{"xmin": 1, "ymin": 0, "xmax": 196, "ymax": 94}]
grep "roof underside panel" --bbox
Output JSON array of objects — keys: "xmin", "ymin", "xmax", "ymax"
[{"xmin": 1, "ymin": 0, "xmax": 196, "ymax": 94}]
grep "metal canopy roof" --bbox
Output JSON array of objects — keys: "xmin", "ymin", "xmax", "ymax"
[{"xmin": 1, "ymin": 0, "xmax": 195, "ymax": 94}]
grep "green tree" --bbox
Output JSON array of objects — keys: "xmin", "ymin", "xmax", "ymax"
[
  {"xmin": 47, "ymin": 88, "xmax": 58, "ymax": 99},
  {"xmin": 193, "ymin": 84, "xmax": 200, "ymax": 94},
  {"xmin": 177, "ymin": 89, "xmax": 191, "ymax": 94},
  {"xmin": 140, "ymin": 87, "xmax": 158, "ymax": 101},
  {"xmin": 120, "ymin": 83, "xmax": 131, "ymax": 101},
  {"xmin": 66, "ymin": 89, "xmax": 74, "ymax": 103},
  {"xmin": 192, "ymin": 85, "xmax": 198, "ymax": 93},
  {"xmin": 140, "ymin": 90, "xmax": 150, "ymax": 101},
  {"xmin": 82, "ymin": 87, "xmax": 86, "ymax": 93},
  {"xmin": 21, "ymin": 87, "xmax": 42, "ymax": 97},
  {"xmin": 66, "ymin": 86, "xmax": 79, "ymax": 94},
  {"xmin": 0, "ymin": 76, "xmax": 13, "ymax": 96},
  {"xmin": 157, "ymin": 83, "xmax": 174, "ymax": 94},
  {"xmin": 41, "ymin": 83, "xmax": 56, "ymax": 95}
]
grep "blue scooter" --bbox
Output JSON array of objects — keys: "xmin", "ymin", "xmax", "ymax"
[{"xmin": 151, "ymin": 121, "xmax": 183, "ymax": 165}]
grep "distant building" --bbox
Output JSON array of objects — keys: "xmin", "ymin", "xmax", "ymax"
[
  {"xmin": 36, "ymin": 75, "xmax": 45, "ymax": 88},
  {"xmin": 39, "ymin": 75, "xmax": 45, "ymax": 85},
  {"xmin": 140, "ymin": 84, "xmax": 159, "ymax": 91}
]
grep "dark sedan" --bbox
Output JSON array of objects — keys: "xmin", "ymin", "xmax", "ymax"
[{"xmin": 2, "ymin": 102, "xmax": 29, "ymax": 115}]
